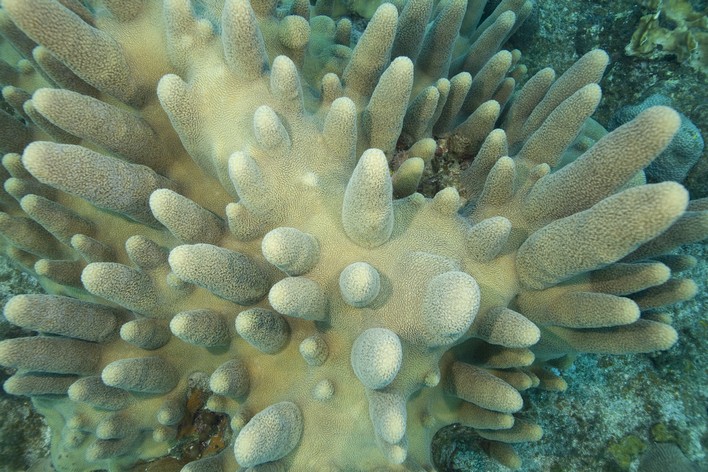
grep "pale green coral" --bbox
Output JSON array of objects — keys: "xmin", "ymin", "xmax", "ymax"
[
  {"xmin": 626, "ymin": 0, "xmax": 708, "ymax": 74},
  {"xmin": 0, "ymin": 1, "xmax": 705, "ymax": 471}
]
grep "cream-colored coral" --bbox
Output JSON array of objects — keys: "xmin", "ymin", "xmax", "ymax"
[{"xmin": 0, "ymin": 1, "xmax": 705, "ymax": 471}]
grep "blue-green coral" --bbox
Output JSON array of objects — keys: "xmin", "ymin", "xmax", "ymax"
[
  {"xmin": 0, "ymin": 1, "xmax": 706, "ymax": 471},
  {"xmin": 609, "ymin": 94, "xmax": 704, "ymax": 185}
]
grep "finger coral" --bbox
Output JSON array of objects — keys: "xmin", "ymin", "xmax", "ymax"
[{"xmin": 0, "ymin": 1, "xmax": 706, "ymax": 471}]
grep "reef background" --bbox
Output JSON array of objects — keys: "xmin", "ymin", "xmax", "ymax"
[{"xmin": 0, "ymin": 0, "xmax": 706, "ymax": 471}]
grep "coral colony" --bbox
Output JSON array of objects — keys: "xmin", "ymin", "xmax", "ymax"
[{"xmin": 0, "ymin": 0, "xmax": 705, "ymax": 471}]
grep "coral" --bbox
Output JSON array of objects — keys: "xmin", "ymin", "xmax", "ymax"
[
  {"xmin": 650, "ymin": 422, "xmax": 679, "ymax": 443},
  {"xmin": 607, "ymin": 434, "xmax": 646, "ymax": 470},
  {"xmin": 609, "ymin": 94, "xmax": 705, "ymax": 185},
  {"xmin": 0, "ymin": 0, "xmax": 705, "ymax": 471},
  {"xmin": 638, "ymin": 443, "xmax": 698, "ymax": 472},
  {"xmin": 626, "ymin": 0, "xmax": 708, "ymax": 74},
  {"xmin": 312, "ymin": 0, "xmax": 403, "ymax": 20}
]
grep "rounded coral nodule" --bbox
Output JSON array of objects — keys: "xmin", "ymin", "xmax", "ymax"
[{"xmin": 351, "ymin": 328, "xmax": 403, "ymax": 390}]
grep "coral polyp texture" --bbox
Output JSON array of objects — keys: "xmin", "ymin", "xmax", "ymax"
[{"xmin": 0, "ymin": 0, "xmax": 706, "ymax": 471}]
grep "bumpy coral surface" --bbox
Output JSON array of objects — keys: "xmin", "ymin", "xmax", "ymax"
[{"xmin": 0, "ymin": 1, "xmax": 706, "ymax": 471}]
